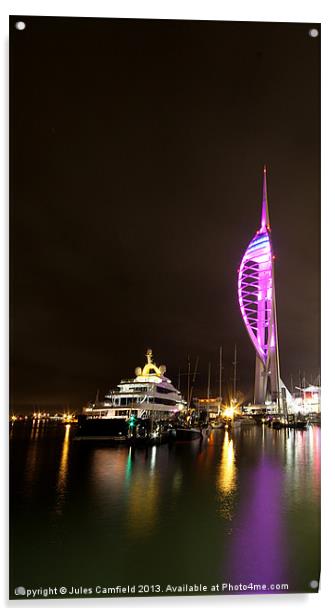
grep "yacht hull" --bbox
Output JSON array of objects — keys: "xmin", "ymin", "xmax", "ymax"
[
  {"xmin": 74, "ymin": 416, "xmax": 129, "ymax": 441},
  {"xmin": 174, "ymin": 427, "xmax": 203, "ymax": 441}
]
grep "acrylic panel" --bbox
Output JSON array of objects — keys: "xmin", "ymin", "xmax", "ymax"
[{"xmin": 9, "ymin": 16, "xmax": 321, "ymax": 600}]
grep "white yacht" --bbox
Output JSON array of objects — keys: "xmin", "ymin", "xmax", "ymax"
[{"xmin": 76, "ymin": 350, "xmax": 186, "ymax": 442}]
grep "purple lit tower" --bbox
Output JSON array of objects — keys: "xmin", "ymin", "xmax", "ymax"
[{"xmin": 238, "ymin": 167, "xmax": 281, "ymax": 407}]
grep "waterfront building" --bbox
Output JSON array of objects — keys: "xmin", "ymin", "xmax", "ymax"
[
  {"xmin": 294, "ymin": 385, "xmax": 321, "ymax": 415},
  {"xmin": 195, "ymin": 397, "xmax": 222, "ymax": 420}
]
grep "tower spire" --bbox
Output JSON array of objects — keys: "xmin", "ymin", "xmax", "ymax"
[{"xmin": 261, "ymin": 164, "xmax": 270, "ymax": 230}]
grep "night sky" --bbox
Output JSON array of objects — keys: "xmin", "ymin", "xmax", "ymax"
[{"xmin": 10, "ymin": 16, "xmax": 320, "ymax": 411}]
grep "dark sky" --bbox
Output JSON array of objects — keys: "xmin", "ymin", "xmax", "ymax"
[{"xmin": 10, "ymin": 16, "xmax": 320, "ymax": 411}]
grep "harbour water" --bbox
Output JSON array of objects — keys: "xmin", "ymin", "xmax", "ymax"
[{"xmin": 10, "ymin": 421, "xmax": 320, "ymax": 598}]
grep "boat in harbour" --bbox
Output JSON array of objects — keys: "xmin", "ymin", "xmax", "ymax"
[
  {"xmin": 288, "ymin": 414, "xmax": 309, "ymax": 429},
  {"xmin": 267, "ymin": 414, "xmax": 308, "ymax": 430},
  {"xmin": 174, "ymin": 425, "xmax": 204, "ymax": 441},
  {"xmin": 271, "ymin": 418, "xmax": 283, "ymax": 429},
  {"xmin": 75, "ymin": 349, "xmax": 186, "ymax": 444}
]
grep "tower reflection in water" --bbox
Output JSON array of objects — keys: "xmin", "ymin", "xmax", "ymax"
[
  {"xmin": 217, "ymin": 430, "xmax": 237, "ymax": 521},
  {"xmin": 227, "ymin": 430, "xmax": 287, "ymax": 588}
]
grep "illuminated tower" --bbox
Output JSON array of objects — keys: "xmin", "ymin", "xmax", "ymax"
[{"xmin": 237, "ymin": 167, "xmax": 281, "ymax": 408}]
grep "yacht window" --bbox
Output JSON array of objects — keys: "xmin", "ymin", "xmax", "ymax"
[
  {"xmin": 156, "ymin": 386, "xmax": 174, "ymax": 394},
  {"xmin": 154, "ymin": 397, "xmax": 177, "ymax": 406}
]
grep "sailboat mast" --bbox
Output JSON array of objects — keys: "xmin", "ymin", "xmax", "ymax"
[
  {"xmin": 189, "ymin": 356, "xmax": 199, "ymax": 407},
  {"xmin": 232, "ymin": 344, "xmax": 237, "ymax": 403},
  {"xmin": 207, "ymin": 362, "xmax": 211, "ymax": 414},
  {"xmin": 219, "ymin": 346, "xmax": 222, "ymax": 403},
  {"xmin": 187, "ymin": 356, "xmax": 191, "ymax": 412}
]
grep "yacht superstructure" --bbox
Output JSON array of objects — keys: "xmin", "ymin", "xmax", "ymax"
[{"xmin": 77, "ymin": 350, "xmax": 186, "ymax": 441}]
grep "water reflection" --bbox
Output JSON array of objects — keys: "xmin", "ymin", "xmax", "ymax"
[
  {"xmin": 284, "ymin": 427, "xmax": 321, "ymax": 504},
  {"xmin": 126, "ymin": 451, "xmax": 160, "ymax": 537},
  {"xmin": 228, "ymin": 430, "xmax": 288, "ymax": 586},
  {"xmin": 88, "ymin": 445, "xmax": 160, "ymax": 536},
  {"xmin": 150, "ymin": 446, "xmax": 157, "ymax": 471},
  {"xmin": 172, "ymin": 469, "xmax": 183, "ymax": 493},
  {"xmin": 312, "ymin": 427, "xmax": 321, "ymax": 481},
  {"xmin": 23, "ymin": 421, "xmax": 42, "ymax": 495},
  {"xmin": 125, "ymin": 447, "xmax": 133, "ymax": 483},
  {"xmin": 32, "ymin": 419, "xmax": 41, "ymax": 439},
  {"xmin": 283, "ymin": 427, "xmax": 321, "ymax": 588},
  {"xmin": 91, "ymin": 447, "xmax": 129, "ymax": 495},
  {"xmin": 10, "ymin": 423, "xmax": 320, "ymax": 593},
  {"xmin": 55, "ymin": 424, "xmax": 71, "ymax": 515},
  {"xmin": 218, "ymin": 431, "xmax": 236, "ymax": 494},
  {"xmin": 217, "ymin": 430, "xmax": 237, "ymax": 520}
]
